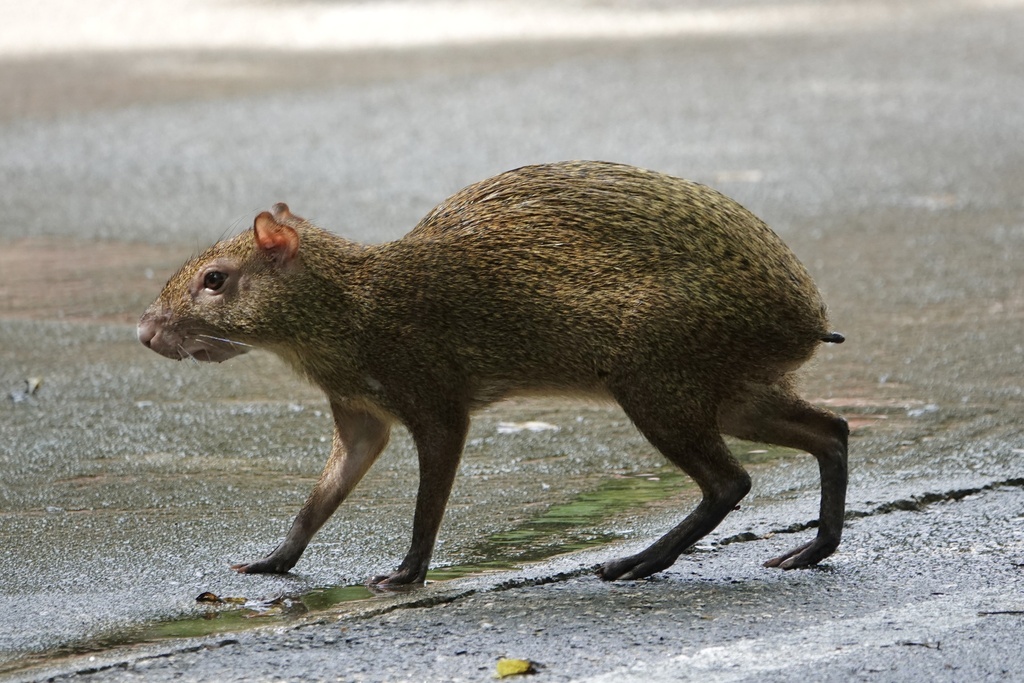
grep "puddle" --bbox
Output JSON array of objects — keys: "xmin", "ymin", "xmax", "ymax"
[
  {"xmin": 427, "ymin": 466, "xmax": 695, "ymax": 580},
  {"xmin": 2, "ymin": 443, "xmax": 795, "ymax": 675}
]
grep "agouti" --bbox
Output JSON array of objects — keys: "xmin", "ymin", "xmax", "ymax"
[{"xmin": 138, "ymin": 161, "xmax": 848, "ymax": 585}]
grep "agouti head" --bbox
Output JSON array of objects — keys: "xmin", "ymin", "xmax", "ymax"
[{"xmin": 138, "ymin": 203, "xmax": 306, "ymax": 363}]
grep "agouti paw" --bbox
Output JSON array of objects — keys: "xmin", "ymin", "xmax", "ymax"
[
  {"xmin": 230, "ymin": 557, "xmax": 293, "ymax": 574},
  {"xmin": 366, "ymin": 567, "xmax": 425, "ymax": 590},
  {"xmin": 598, "ymin": 553, "xmax": 671, "ymax": 581},
  {"xmin": 764, "ymin": 537, "xmax": 837, "ymax": 569}
]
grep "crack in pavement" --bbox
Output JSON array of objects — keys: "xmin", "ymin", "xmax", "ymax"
[{"xmin": 718, "ymin": 476, "xmax": 1024, "ymax": 546}]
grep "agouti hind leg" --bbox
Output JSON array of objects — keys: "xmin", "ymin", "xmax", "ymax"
[
  {"xmin": 600, "ymin": 393, "xmax": 752, "ymax": 581},
  {"xmin": 718, "ymin": 378, "xmax": 849, "ymax": 569}
]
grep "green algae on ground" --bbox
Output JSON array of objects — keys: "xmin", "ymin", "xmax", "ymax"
[
  {"xmin": 428, "ymin": 465, "xmax": 694, "ymax": 580},
  {"xmin": 157, "ymin": 465, "xmax": 701, "ymax": 630}
]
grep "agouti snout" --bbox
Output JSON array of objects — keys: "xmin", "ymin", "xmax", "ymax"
[{"xmin": 139, "ymin": 161, "xmax": 847, "ymax": 585}]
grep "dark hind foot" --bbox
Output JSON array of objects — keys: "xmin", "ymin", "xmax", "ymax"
[
  {"xmin": 599, "ymin": 551, "xmax": 676, "ymax": 581},
  {"xmin": 764, "ymin": 535, "xmax": 840, "ymax": 569}
]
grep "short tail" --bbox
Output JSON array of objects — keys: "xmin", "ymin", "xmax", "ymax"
[{"xmin": 820, "ymin": 332, "xmax": 845, "ymax": 344}]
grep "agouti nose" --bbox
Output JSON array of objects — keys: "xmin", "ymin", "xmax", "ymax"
[{"xmin": 137, "ymin": 319, "xmax": 157, "ymax": 348}]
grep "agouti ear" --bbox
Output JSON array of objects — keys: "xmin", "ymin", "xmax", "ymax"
[
  {"xmin": 253, "ymin": 210, "xmax": 300, "ymax": 267},
  {"xmin": 271, "ymin": 202, "xmax": 304, "ymax": 224}
]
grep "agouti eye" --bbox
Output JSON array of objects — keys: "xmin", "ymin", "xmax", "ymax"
[{"xmin": 203, "ymin": 271, "xmax": 228, "ymax": 291}]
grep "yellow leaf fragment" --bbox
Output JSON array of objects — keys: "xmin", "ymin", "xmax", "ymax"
[{"xmin": 495, "ymin": 657, "xmax": 537, "ymax": 678}]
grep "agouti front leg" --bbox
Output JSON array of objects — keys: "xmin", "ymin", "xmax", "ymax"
[
  {"xmin": 232, "ymin": 403, "xmax": 391, "ymax": 574},
  {"xmin": 369, "ymin": 411, "xmax": 469, "ymax": 587}
]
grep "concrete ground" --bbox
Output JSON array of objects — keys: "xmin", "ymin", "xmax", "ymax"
[{"xmin": 1, "ymin": 0, "xmax": 1022, "ymax": 680}]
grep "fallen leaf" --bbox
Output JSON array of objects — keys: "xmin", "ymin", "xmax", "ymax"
[
  {"xmin": 196, "ymin": 592, "xmax": 247, "ymax": 605},
  {"xmin": 495, "ymin": 657, "xmax": 537, "ymax": 678}
]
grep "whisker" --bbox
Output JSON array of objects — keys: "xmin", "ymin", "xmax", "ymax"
[
  {"xmin": 196, "ymin": 334, "xmax": 254, "ymax": 349},
  {"xmin": 177, "ymin": 344, "xmax": 200, "ymax": 366}
]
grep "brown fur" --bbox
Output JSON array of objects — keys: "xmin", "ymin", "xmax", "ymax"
[{"xmin": 138, "ymin": 161, "xmax": 848, "ymax": 584}]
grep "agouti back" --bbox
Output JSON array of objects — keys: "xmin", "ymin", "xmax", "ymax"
[{"xmin": 138, "ymin": 161, "xmax": 848, "ymax": 584}]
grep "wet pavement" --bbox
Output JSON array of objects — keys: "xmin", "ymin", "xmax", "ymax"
[
  {"xmin": 1, "ymin": 0, "xmax": 1023, "ymax": 680},
  {"xmin": 19, "ymin": 482, "xmax": 1024, "ymax": 683}
]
